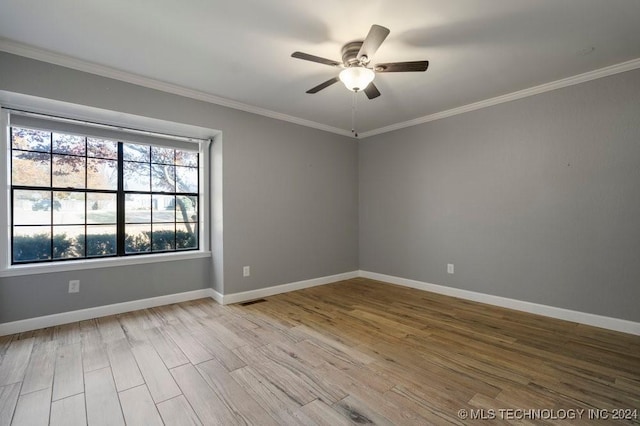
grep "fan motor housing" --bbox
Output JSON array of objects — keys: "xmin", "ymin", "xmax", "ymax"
[{"xmin": 341, "ymin": 41, "xmax": 364, "ymax": 65}]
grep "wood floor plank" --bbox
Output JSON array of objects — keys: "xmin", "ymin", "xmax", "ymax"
[
  {"xmin": 118, "ymin": 312, "xmax": 150, "ymax": 344},
  {"xmin": 229, "ymin": 366, "xmax": 318, "ymax": 425},
  {"xmin": 80, "ymin": 319, "xmax": 110, "ymax": 373},
  {"xmin": 106, "ymin": 339, "xmax": 144, "ymax": 392},
  {"xmin": 20, "ymin": 340, "xmax": 56, "ymax": 395},
  {"xmin": 170, "ymin": 363, "xmax": 237, "ymax": 425},
  {"xmin": 130, "ymin": 342, "xmax": 181, "ymax": 403},
  {"xmin": 197, "ymin": 319, "xmax": 248, "ymax": 350},
  {"xmin": 0, "ymin": 383, "xmax": 20, "ymax": 426},
  {"xmin": 196, "ymin": 358, "xmax": 279, "ymax": 425},
  {"xmin": 85, "ymin": 367, "xmax": 125, "ymax": 426},
  {"xmin": 96, "ymin": 316, "xmax": 126, "ymax": 342},
  {"xmin": 164, "ymin": 324, "xmax": 214, "ymax": 365},
  {"xmin": 0, "ymin": 338, "xmax": 33, "ymax": 387},
  {"xmin": 146, "ymin": 327, "xmax": 190, "ymax": 369},
  {"xmin": 50, "ymin": 393, "xmax": 86, "ymax": 426},
  {"xmin": 119, "ymin": 384, "xmax": 163, "ymax": 426},
  {"xmin": 191, "ymin": 331, "xmax": 246, "ymax": 372},
  {"xmin": 52, "ymin": 342, "xmax": 84, "ymax": 401},
  {"xmin": 53, "ymin": 322, "xmax": 81, "ymax": 346},
  {"xmin": 233, "ymin": 345, "xmax": 344, "ymax": 405},
  {"xmin": 333, "ymin": 394, "xmax": 394, "ymax": 426},
  {"xmin": 0, "ymin": 336, "xmax": 12, "ymax": 361},
  {"xmin": 292, "ymin": 324, "xmax": 375, "ymax": 364},
  {"xmin": 11, "ymin": 387, "xmax": 51, "ymax": 426},
  {"xmin": 301, "ymin": 399, "xmax": 352, "ymax": 426},
  {"xmin": 156, "ymin": 395, "xmax": 202, "ymax": 426}
]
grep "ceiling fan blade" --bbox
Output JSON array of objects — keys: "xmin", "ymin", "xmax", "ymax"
[
  {"xmin": 292, "ymin": 51, "xmax": 341, "ymax": 67},
  {"xmin": 374, "ymin": 61, "xmax": 429, "ymax": 73},
  {"xmin": 306, "ymin": 77, "xmax": 340, "ymax": 94},
  {"xmin": 357, "ymin": 25, "xmax": 390, "ymax": 61},
  {"xmin": 364, "ymin": 82, "xmax": 381, "ymax": 100}
]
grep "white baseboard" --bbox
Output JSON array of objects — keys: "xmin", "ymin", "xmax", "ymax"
[
  {"xmin": 220, "ymin": 271, "xmax": 360, "ymax": 305},
  {"xmin": 0, "ymin": 288, "xmax": 214, "ymax": 336},
  {"xmin": 7, "ymin": 269, "xmax": 633, "ymax": 337},
  {"xmin": 0, "ymin": 271, "xmax": 359, "ymax": 335},
  {"xmin": 210, "ymin": 288, "xmax": 224, "ymax": 305},
  {"xmin": 359, "ymin": 270, "xmax": 640, "ymax": 336}
]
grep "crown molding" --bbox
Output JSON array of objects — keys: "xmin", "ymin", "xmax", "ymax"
[
  {"xmin": 1, "ymin": 38, "xmax": 639, "ymax": 140},
  {"xmin": 358, "ymin": 57, "xmax": 640, "ymax": 138},
  {"xmin": 0, "ymin": 38, "xmax": 353, "ymax": 138}
]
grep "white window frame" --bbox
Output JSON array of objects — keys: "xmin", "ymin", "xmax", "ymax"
[{"xmin": 0, "ymin": 94, "xmax": 218, "ymax": 277}]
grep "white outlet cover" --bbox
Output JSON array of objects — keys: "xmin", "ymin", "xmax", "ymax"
[
  {"xmin": 243, "ymin": 266, "xmax": 250, "ymax": 277},
  {"xmin": 447, "ymin": 264, "xmax": 454, "ymax": 274}
]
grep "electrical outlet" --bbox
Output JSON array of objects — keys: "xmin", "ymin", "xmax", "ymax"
[
  {"xmin": 243, "ymin": 266, "xmax": 250, "ymax": 277},
  {"xmin": 447, "ymin": 264, "xmax": 454, "ymax": 274},
  {"xmin": 68, "ymin": 280, "xmax": 80, "ymax": 293}
]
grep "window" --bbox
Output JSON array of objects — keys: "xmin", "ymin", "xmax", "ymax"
[{"xmin": 7, "ymin": 112, "xmax": 206, "ymax": 265}]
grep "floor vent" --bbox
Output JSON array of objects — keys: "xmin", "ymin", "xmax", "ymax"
[{"xmin": 239, "ymin": 299, "xmax": 267, "ymax": 306}]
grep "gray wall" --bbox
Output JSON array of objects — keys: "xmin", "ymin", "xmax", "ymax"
[
  {"xmin": 0, "ymin": 259, "xmax": 210, "ymax": 321},
  {"xmin": 360, "ymin": 68, "xmax": 640, "ymax": 322},
  {"xmin": 0, "ymin": 52, "xmax": 359, "ymax": 322}
]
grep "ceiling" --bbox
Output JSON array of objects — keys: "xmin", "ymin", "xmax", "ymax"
[{"xmin": 1, "ymin": 0, "xmax": 640, "ymax": 137}]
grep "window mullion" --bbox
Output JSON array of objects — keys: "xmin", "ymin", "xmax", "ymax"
[{"xmin": 117, "ymin": 142, "xmax": 125, "ymax": 256}]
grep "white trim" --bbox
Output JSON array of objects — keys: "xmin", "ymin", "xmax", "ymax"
[
  {"xmin": 0, "ymin": 109, "xmax": 9, "ymax": 272},
  {"xmin": 3, "ymin": 39, "xmax": 638, "ymax": 139},
  {"xmin": 0, "ymin": 270, "xmax": 359, "ymax": 335},
  {"xmin": 219, "ymin": 271, "xmax": 359, "ymax": 305},
  {"xmin": 358, "ymin": 58, "xmax": 640, "ymax": 138},
  {"xmin": 358, "ymin": 270, "xmax": 640, "ymax": 336},
  {"xmin": 0, "ymin": 288, "xmax": 215, "ymax": 336},
  {"xmin": 0, "ymin": 39, "xmax": 352, "ymax": 138},
  {"xmin": 0, "ymin": 251, "xmax": 212, "ymax": 277},
  {"xmin": 210, "ymin": 289, "xmax": 224, "ymax": 305}
]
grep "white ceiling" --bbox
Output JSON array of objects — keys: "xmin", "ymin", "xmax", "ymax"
[{"xmin": 1, "ymin": 0, "xmax": 640, "ymax": 136}]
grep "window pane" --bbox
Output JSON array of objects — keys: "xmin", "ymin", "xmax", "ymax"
[
  {"xmin": 151, "ymin": 164, "xmax": 175, "ymax": 192},
  {"xmin": 151, "ymin": 146, "xmax": 175, "ymax": 165},
  {"xmin": 13, "ymin": 226, "xmax": 51, "ymax": 262},
  {"xmin": 175, "ymin": 166, "xmax": 198, "ymax": 193},
  {"xmin": 13, "ymin": 190, "xmax": 52, "ymax": 225},
  {"xmin": 87, "ymin": 225, "xmax": 117, "ymax": 257},
  {"xmin": 53, "ymin": 226, "xmax": 85, "ymax": 259},
  {"xmin": 12, "ymin": 151, "xmax": 51, "ymax": 187},
  {"xmin": 125, "ymin": 224, "xmax": 151, "ymax": 253},
  {"xmin": 125, "ymin": 194, "xmax": 151, "ymax": 223},
  {"xmin": 152, "ymin": 195, "xmax": 175, "ymax": 222},
  {"xmin": 11, "ymin": 127, "xmax": 51, "ymax": 152},
  {"xmin": 53, "ymin": 155, "xmax": 86, "ymax": 188},
  {"xmin": 176, "ymin": 195, "xmax": 197, "ymax": 224},
  {"xmin": 176, "ymin": 223, "xmax": 197, "ymax": 249},
  {"xmin": 53, "ymin": 192, "xmax": 85, "ymax": 225},
  {"xmin": 175, "ymin": 150, "xmax": 197, "ymax": 167},
  {"xmin": 152, "ymin": 224, "xmax": 175, "ymax": 251},
  {"xmin": 123, "ymin": 143, "xmax": 150, "ymax": 162},
  {"xmin": 87, "ymin": 158, "xmax": 118, "ymax": 190},
  {"xmin": 88, "ymin": 138, "xmax": 118, "ymax": 159},
  {"xmin": 123, "ymin": 161, "xmax": 150, "ymax": 191},
  {"xmin": 87, "ymin": 193, "xmax": 117, "ymax": 224},
  {"xmin": 53, "ymin": 132, "xmax": 85, "ymax": 156}
]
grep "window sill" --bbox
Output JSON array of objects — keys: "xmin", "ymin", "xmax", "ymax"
[{"xmin": 0, "ymin": 251, "xmax": 212, "ymax": 277}]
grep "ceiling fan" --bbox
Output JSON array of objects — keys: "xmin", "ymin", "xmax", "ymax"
[{"xmin": 292, "ymin": 24, "xmax": 429, "ymax": 99}]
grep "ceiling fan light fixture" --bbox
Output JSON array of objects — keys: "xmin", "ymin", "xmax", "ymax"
[{"xmin": 339, "ymin": 67, "xmax": 375, "ymax": 92}]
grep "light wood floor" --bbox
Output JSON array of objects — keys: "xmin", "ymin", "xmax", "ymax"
[{"xmin": 0, "ymin": 278, "xmax": 639, "ymax": 425}]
